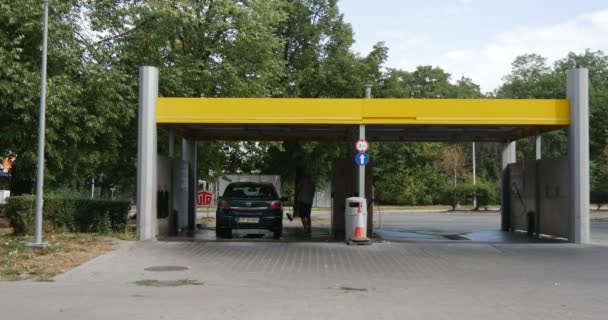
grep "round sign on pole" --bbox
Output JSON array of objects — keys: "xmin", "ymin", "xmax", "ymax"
[
  {"xmin": 355, "ymin": 152, "xmax": 370, "ymax": 166},
  {"xmin": 355, "ymin": 139, "xmax": 369, "ymax": 153}
]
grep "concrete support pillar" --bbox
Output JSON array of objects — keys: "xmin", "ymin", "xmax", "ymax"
[
  {"xmin": 168, "ymin": 129, "xmax": 175, "ymax": 158},
  {"xmin": 182, "ymin": 138, "xmax": 197, "ymax": 233},
  {"xmin": 567, "ymin": 68, "xmax": 590, "ymax": 244},
  {"xmin": 182, "ymin": 138, "xmax": 188, "ymax": 161},
  {"xmin": 187, "ymin": 140, "xmax": 197, "ymax": 233},
  {"xmin": 136, "ymin": 66, "xmax": 159, "ymax": 240},
  {"xmin": 500, "ymin": 141, "xmax": 516, "ymax": 231},
  {"xmin": 472, "ymin": 142, "xmax": 477, "ymax": 209}
]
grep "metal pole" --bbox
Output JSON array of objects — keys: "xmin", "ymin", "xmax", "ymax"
[
  {"xmin": 365, "ymin": 85, "xmax": 372, "ymax": 99},
  {"xmin": 30, "ymin": 0, "xmax": 50, "ymax": 248},
  {"xmin": 358, "ymin": 125, "xmax": 365, "ymax": 198},
  {"xmin": 535, "ymin": 134, "xmax": 542, "ymax": 160},
  {"xmin": 472, "ymin": 142, "xmax": 477, "ymax": 209},
  {"xmin": 359, "ymin": 85, "xmax": 371, "ymax": 198},
  {"xmin": 91, "ymin": 178, "xmax": 95, "ymax": 199}
]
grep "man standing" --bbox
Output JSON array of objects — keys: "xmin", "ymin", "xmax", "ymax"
[{"xmin": 295, "ymin": 173, "xmax": 315, "ymax": 233}]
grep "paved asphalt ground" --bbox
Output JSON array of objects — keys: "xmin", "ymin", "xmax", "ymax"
[{"xmin": 2, "ymin": 211, "xmax": 608, "ymax": 320}]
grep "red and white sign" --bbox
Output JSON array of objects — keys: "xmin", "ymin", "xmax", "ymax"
[
  {"xmin": 197, "ymin": 191, "xmax": 213, "ymax": 207},
  {"xmin": 355, "ymin": 139, "xmax": 369, "ymax": 153}
]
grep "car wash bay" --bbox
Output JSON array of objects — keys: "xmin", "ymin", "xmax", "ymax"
[{"xmin": 136, "ymin": 66, "xmax": 591, "ymax": 244}]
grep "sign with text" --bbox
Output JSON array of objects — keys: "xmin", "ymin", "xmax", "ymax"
[
  {"xmin": 197, "ymin": 191, "xmax": 213, "ymax": 207},
  {"xmin": 355, "ymin": 139, "xmax": 369, "ymax": 153}
]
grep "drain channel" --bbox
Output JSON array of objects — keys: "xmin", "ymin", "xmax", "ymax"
[{"xmin": 144, "ymin": 266, "xmax": 190, "ymax": 272}]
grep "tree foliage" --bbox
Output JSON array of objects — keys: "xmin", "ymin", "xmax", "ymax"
[
  {"xmin": 498, "ymin": 50, "xmax": 608, "ymax": 191},
  {"xmin": 1, "ymin": 0, "xmax": 606, "ymax": 206}
]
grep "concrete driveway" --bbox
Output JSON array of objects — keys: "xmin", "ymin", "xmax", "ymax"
[{"xmin": 2, "ymin": 211, "xmax": 608, "ymax": 320}]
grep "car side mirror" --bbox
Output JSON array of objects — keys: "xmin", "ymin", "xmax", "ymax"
[{"xmin": 280, "ymin": 197, "xmax": 289, "ymax": 202}]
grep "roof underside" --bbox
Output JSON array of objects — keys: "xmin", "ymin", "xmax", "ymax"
[{"xmin": 156, "ymin": 98, "xmax": 569, "ymax": 142}]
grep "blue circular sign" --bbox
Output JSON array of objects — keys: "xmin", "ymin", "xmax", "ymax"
[{"xmin": 355, "ymin": 152, "xmax": 369, "ymax": 166}]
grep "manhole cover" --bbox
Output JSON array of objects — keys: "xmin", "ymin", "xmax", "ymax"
[{"xmin": 144, "ymin": 266, "xmax": 189, "ymax": 272}]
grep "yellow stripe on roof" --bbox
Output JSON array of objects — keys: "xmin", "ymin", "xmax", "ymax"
[{"xmin": 156, "ymin": 98, "xmax": 569, "ymax": 126}]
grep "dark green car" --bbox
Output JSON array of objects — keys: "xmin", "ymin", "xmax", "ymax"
[{"xmin": 216, "ymin": 182, "xmax": 286, "ymax": 239}]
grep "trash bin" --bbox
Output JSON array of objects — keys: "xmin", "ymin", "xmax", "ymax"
[{"xmin": 345, "ymin": 197, "xmax": 370, "ymax": 244}]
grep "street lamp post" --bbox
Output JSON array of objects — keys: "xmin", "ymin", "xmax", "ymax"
[{"xmin": 28, "ymin": 0, "xmax": 50, "ymax": 248}]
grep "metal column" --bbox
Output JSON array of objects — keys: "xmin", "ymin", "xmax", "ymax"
[
  {"xmin": 535, "ymin": 134, "xmax": 542, "ymax": 160},
  {"xmin": 29, "ymin": 0, "xmax": 50, "ymax": 248},
  {"xmin": 567, "ymin": 68, "xmax": 590, "ymax": 244},
  {"xmin": 168, "ymin": 129, "xmax": 175, "ymax": 158},
  {"xmin": 500, "ymin": 141, "xmax": 516, "ymax": 231},
  {"xmin": 472, "ymin": 142, "xmax": 477, "ymax": 209},
  {"xmin": 181, "ymin": 138, "xmax": 197, "ymax": 232},
  {"xmin": 136, "ymin": 66, "xmax": 159, "ymax": 240},
  {"xmin": 358, "ymin": 125, "xmax": 365, "ymax": 198},
  {"xmin": 187, "ymin": 139, "xmax": 197, "ymax": 233}
]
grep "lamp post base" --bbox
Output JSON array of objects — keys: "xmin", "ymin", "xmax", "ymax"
[{"xmin": 26, "ymin": 242, "xmax": 49, "ymax": 249}]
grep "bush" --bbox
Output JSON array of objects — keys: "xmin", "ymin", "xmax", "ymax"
[
  {"xmin": 439, "ymin": 182, "xmax": 500, "ymax": 210},
  {"xmin": 591, "ymin": 191, "xmax": 608, "ymax": 208},
  {"xmin": 4, "ymin": 195, "xmax": 130, "ymax": 235},
  {"xmin": 4, "ymin": 195, "xmax": 36, "ymax": 235},
  {"xmin": 471, "ymin": 182, "xmax": 501, "ymax": 208},
  {"xmin": 439, "ymin": 185, "xmax": 467, "ymax": 210}
]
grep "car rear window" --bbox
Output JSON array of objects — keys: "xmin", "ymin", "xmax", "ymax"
[{"xmin": 223, "ymin": 185, "xmax": 278, "ymax": 199}]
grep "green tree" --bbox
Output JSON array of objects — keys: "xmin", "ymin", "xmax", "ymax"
[
  {"xmin": 0, "ymin": 0, "xmax": 95, "ymax": 194},
  {"xmin": 372, "ymin": 143, "xmax": 444, "ymax": 205},
  {"xmin": 498, "ymin": 51, "xmax": 608, "ymax": 192},
  {"xmin": 262, "ymin": 0, "xmax": 388, "ymax": 187}
]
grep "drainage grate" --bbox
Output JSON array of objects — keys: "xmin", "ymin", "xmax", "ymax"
[
  {"xmin": 242, "ymin": 234, "xmax": 265, "ymax": 239},
  {"xmin": 144, "ymin": 266, "xmax": 189, "ymax": 272},
  {"xmin": 444, "ymin": 235, "xmax": 469, "ymax": 241}
]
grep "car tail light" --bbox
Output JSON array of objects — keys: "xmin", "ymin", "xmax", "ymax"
[
  {"xmin": 218, "ymin": 200, "xmax": 231, "ymax": 209},
  {"xmin": 268, "ymin": 200, "xmax": 282, "ymax": 210}
]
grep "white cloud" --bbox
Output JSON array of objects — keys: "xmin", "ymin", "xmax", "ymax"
[{"xmin": 437, "ymin": 9, "xmax": 608, "ymax": 92}]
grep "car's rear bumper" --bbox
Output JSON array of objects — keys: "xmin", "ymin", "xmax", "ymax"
[{"xmin": 217, "ymin": 211, "xmax": 283, "ymax": 230}]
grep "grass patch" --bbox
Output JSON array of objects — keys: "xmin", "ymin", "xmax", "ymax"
[
  {"xmin": 134, "ymin": 279, "xmax": 203, "ymax": 287},
  {"xmin": 339, "ymin": 286, "xmax": 368, "ymax": 292},
  {"xmin": 0, "ymin": 269, "xmax": 20, "ymax": 276},
  {"xmin": 134, "ymin": 279, "xmax": 159, "ymax": 286},
  {"xmin": 0, "ymin": 233, "xmax": 120, "ymax": 281},
  {"xmin": 113, "ymin": 231, "xmax": 137, "ymax": 241}
]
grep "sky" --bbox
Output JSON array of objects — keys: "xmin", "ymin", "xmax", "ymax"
[{"xmin": 338, "ymin": 0, "xmax": 608, "ymax": 92}]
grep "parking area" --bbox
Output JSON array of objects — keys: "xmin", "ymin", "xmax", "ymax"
[
  {"xmin": 2, "ymin": 211, "xmax": 608, "ymax": 319},
  {"xmin": 5, "ymin": 216, "xmax": 608, "ymax": 319},
  {"xmin": 165, "ymin": 209, "xmax": 608, "ymax": 244}
]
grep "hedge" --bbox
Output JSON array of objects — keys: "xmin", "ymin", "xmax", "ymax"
[
  {"xmin": 591, "ymin": 192, "xmax": 608, "ymax": 207},
  {"xmin": 4, "ymin": 195, "xmax": 130, "ymax": 235},
  {"xmin": 439, "ymin": 182, "xmax": 500, "ymax": 210}
]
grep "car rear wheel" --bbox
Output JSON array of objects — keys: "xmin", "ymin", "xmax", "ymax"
[
  {"xmin": 216, "ymin": 228, "xmax": 232, "ymax": 239},
  {"xmin": 272, "ymin": 228, "xmax": 282, "ymax": 239}
]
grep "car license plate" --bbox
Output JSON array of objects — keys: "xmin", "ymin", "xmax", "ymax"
[{"xmin": 239, "ymin": 217, "xmax": 259, "ymax": 224}]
